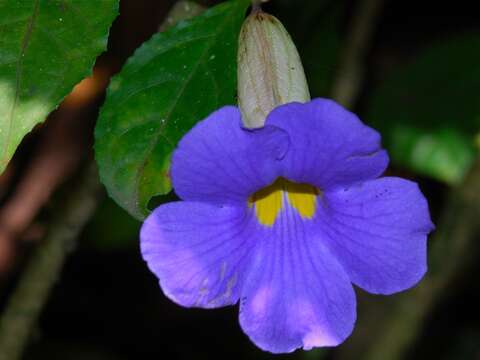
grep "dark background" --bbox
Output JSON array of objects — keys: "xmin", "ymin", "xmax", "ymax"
[{"xmin": 1, "ymin": 0, "xmax": 478, "ymax": 359}]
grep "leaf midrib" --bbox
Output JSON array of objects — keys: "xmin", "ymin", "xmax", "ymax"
[{"xmin": 130, "ymin": 7, "xmax": 237, "ymax": 216}]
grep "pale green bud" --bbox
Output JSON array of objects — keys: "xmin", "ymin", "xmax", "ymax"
[{"xmin": 237, "ymin": 10, "xmax": 310, "ymax": 129}]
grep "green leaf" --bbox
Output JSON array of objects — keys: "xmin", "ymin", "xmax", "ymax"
[
  {"xmin": 0, "ymin": 0, "xmax": 118, "ymax": 173},
  {"xmin": 95, "ymin": 0, "xmax": 250, "ymax": 220},
  {"xmin": 367, "ymin": 34, "xmax": 480, "ymax": 184}
]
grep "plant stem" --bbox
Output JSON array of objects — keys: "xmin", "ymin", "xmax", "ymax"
[
  {"xmin": 0, "ymin": 163, "xmax": 102, "ymax": 360},
  {"xmin": 331, "ymin": 0, "xmax": 384, "ymax": 108}
]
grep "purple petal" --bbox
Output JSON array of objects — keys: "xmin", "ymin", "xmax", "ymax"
[
  {"xmin": 141, "ymin": 201, "xmax": 257, "ymax": 308},
  {"xmin": 318, "ymin": 177, "xmax": 434, "ymax": 295},
  {"xmin": 265, "ymin": 98, "xmax": 389, "ymax": 190},
  {"xmin": 171, "ymin": 106, "xmax": 289, "ymax": 205},
  {"xmin": 239, "ymin": 205, "xmax": 356, "ymax": 353}
]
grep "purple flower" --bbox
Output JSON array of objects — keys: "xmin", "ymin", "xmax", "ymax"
[{"xmin": 140, "ymin": 98, "xmax": 434, "ymax": 353}]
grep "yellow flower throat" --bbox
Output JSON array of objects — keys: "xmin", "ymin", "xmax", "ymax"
[{"xmin": 248, "ymin": 178, "xmax": 320, "ymax": 226}]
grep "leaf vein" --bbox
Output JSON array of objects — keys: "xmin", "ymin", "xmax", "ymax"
[{"xmin": 129, "ymin": 11, "xmax": 235, "ymax": 214}]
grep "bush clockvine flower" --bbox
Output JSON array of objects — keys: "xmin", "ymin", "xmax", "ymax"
[{"xmin": 140, "ymin": 98, "xmax": 434, "ymax": 353}]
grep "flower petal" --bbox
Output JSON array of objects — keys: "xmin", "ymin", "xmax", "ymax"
[
  {"xmin": 239, "ymin": 205, "xmax": 356, "ymax": 353},
  {"xmin": 266, "ymin": 98, "xmax": 389, "ymax": 190},
  {"xmin": 172, "ymin": 106, "xmax": 289, "ymax": 204},
  {"xmin": 141, "ymin": 201, "xmax": 257, "ymax": 308},
  {"xmin": 318, "ymin": 177, "xmax": 434, "ymax": 295}
]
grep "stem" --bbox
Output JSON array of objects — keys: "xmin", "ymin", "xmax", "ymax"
[
  {"xmin": 250, "ymin": 1, "xmax": 262, "ymax": 12},
  {"xmin": 331, "ymin": 0, "xmax": 384, "ymax": 108},
  {"xmin": 0, "ymin": 163, "xmax": 102, "ymax": 360}
]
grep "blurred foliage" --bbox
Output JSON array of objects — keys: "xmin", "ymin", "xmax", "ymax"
[
  {"xmin": 0, "ymin": 0, "xmax": 118, "ymax": 174},
  {"xmin": 367, "ymin": 34, "xmax": 480, "ymax": 184},
  {"xmin": 95, "ymin": 0, "xmax": 249, "ymax": 220}
]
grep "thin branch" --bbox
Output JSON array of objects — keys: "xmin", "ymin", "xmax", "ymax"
[
  {"xmin": 0, "ymin": 163, "xmax": 102, "ymax": 360},
  {"xmin": 330, "ymin": 0, "xmax": 384, "ymax": 108},
  {"xmin": 250, "ymin": 0, "xmax": 263, "ymax": 12}
]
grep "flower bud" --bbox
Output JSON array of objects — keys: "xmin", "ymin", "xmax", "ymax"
[{"xmin": 237, "ymin": 10, "xmax": 310, "ymax": 128}]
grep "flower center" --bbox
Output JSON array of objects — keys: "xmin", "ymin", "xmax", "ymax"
[{"xmin": 248, "ymin": 177, "xmax": 320, "ymax": 226}]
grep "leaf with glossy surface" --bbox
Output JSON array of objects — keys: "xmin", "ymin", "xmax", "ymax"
[
  {"xmin": 0, "ymin": 0, "xmax": 118, "ymax": 173},
  {"xmin": 95, "ymin": 0, "xmax": 250, "ymax": 220},
  {"xmin": 367, "ymin": 34, "xmax": 480, "ymax": 184}
]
